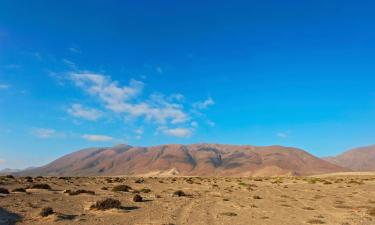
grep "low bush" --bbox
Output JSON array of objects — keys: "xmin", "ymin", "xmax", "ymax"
[
  {"xmin": 173, "ymin": 190, "xmax": 186, "ymax": 197},
  {"xmin": 90, "ymin": 198, "xmax": 122, "ymax": 210},
  {"xmin": 40, "ymin": 207, "xmax": 54, "ymax": 217},
  {"xmin": 68, "ymin": 189, "xmax": 95, "ymax": 196},
  {"xmin": 12, "ymin": 188, "xmax": 26, "ymax": 193},
  {"xmin": 112, "ymin": 185, "xmax": 131, "ymax": 192},
  {"xmin": 30, "ymin": 184, "xmax": 51, "ymax": 190},
  {"xmin": 133, "ymin": 194, "xmax": 143, "ymax": 202},
  {"xmin": 0, "ymin": 187, "xmax": 9, "ymax": 194}
]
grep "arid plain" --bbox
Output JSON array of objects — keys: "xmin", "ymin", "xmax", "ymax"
[{"xmin": 1, "ymin": 174, "xmax": 375, "ymax": 225}]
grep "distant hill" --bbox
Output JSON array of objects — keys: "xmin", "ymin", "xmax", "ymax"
[
  {"xmin": 16, "ymin": 144, "xmax": 346, "ymax": 176},
  {"xmin": 0, "ymin": 168, "xmax": 21, "ymax": 175},
  {"xmin": 324, "ymin": 145, "xmax": 375, "ymax": 171}
]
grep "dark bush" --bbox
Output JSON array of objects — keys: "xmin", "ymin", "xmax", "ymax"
[
  {"xmin": 139, "ymin": 188, "xmax": 151, "ymax": 193},
  {"xmin": 133, "ymin": 194, "xmax": 143, "ymax": 202},
  {"xmin": 30, "ymin": 184, "xmax": 51, "ymax": 190},
  {"xmin": 135, "ymin": 178, "xmax": 144, "ymax": 183},
  {"xmin": 173, "ymin": 190, "xmax": 186, "ymax": 197},
  {"xmin": 5, "ymin": 175, "xmax": 14, "ymax": 179},
  {"xmin": 12, "ymin": 188, "xmax": 26, "ymax": 192},
  {"xmin": 220, "ymin": 212, "xmax": 237, "ymax": 216},
  {"xmin": 112, "ymin": 185, "xmax": 131, "ymax": 192},
  {"xmin": 90, "ymin": 198, "xmax": 122, "ymax": 210},
  {"xmin": 368, "ymin": 207, "xmax": 375, "ymax": 217},
  {"xmin": 253, "ymin": 195, "xmax": 262, "ymax": 199},
  {"xmin": 40, "ymin": 207, "xmax": 54, "ymax": 217},
  {"xmin": 0, "ymin": 187, "xmax": 9, "ymax": 194},
  {"xmin": 68, "ymin": 189, "xmax": 95, "ymax": 196}
]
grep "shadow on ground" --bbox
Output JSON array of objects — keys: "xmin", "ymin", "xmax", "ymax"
[{"xmin": 0, "ymin": 207, "xmax": 22, "ymax": 225}]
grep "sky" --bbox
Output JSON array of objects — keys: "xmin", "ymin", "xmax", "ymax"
[{"xmin": 1, "ymin": 0, "xmax": 375, "ymax": 169}]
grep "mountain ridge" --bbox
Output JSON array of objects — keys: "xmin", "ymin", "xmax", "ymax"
[{"xmin": 16, "ymin": 143, "xmax": 346, "ymax": 176}]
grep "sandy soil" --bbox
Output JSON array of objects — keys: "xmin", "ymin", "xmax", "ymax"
[{"xmin": 1, "ymin": 174, "xmax": 375, "ymax": 225}]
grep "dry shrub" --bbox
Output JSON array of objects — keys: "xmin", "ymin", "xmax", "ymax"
[
  {"xmin": 12, "ymin": 188, "xmax": 26, "ymax": 193},
  {"xmin": 133, "ymin": 194, "xmax": 143, "ymax": 202},
  {"xmin": 0, "ymin": 187, "xmax": 9, "ymax": 194},
  {"xmin": 112, "ymin": 185, "xmax": 131, "ymax": 192},
  {"xmin": 90, "ymin": 198, "xmax": 122, "ymax": 210},
  {"xmin": 68, "ymin": 189, "xmax": 95, "ymax": 196},
  {"xmin": 173, "ymin": 190, "xmax": 186, "ymax": 197},
  {"xmin": 40, "ymin": 207, "xmax": 54, "ymax": 217},
  {"xmin": 30, "ymin": 184, "xmax": 51, "ymax": 190}
]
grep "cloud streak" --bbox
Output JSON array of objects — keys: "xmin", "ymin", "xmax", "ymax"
[
  {"xmin": 67, "ymin": 104, "xmax": 102, "ymax": 121},
  {"xmin": 32, "ymin": 128, "xmax": 63, "ymax": 138},
  {"xmin": 158, "ymin": 127, "xmax": 193, "ymax": 138},
  {"xmin": 0, "ymin": 84, "xmax": 10, "ymax": 90},
  {"xmin": 193, "ymin": 97, "xmax": 214, "ymax": 110},
  {"xmin": 82, "ymin": 134, "xmax": 113, "ymax": 142}
]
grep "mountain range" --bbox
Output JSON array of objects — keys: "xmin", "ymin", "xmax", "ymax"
[{"xmin": 15, "ymin": 143, "xmax": 349, "ymax": 177}]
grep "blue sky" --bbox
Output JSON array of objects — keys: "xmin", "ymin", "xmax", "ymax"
[{"xmin": 1, "ymin": 0, "xmax": 375, "ymax": 169}]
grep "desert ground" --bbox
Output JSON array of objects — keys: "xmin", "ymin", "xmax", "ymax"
[{"xmin": 1, "ymin": 174, "xmax": 375, "ymax": 225}]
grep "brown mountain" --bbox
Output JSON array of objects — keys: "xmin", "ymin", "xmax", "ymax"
[
  {"xmin": 324, "ymin": 145, "xmax": 375, "ymax": 171},
  {"xmin": 18, "ymin": 144, "xmax": 346, "ymax": 176}
]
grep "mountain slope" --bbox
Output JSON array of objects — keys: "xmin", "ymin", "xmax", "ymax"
[
  {"xmin": 324, "ymin": 145, "xmax": 375, "ymax": 171},
  {"xmin": 19, "ymin": 144, "xmax": 346, "ymax": 176}
]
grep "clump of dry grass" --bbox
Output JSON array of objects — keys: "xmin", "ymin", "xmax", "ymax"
[
  {"xmin": 67, "ymin": 189, "xmax": 95, "ymax": 196},
  {"xmin": 139, "ymin": 188, "xmax": 151, "ymax": 193},
  {"xmin": 29, "ymin": 184, "xmax": 51, "ymax": 190},
  {"xmin": 135, "ymin": 178, "xmax": 145, "ymax": 183},
  {"xmin": 253, "ymin": 195, "xmax": 262, "ymax": 199},
  {"xmin": 367, "ymin": 207, "xmax": 375, "ymax": 217},
  {"xmin": 307, "ymin": 219, "xmax": 325, "ymax": 224},
  {"xmin": 133, "ymin": 194, "xmax": 143, "ymax": 202},
  {"xmin": 173, "ymin": 190, "xmax": 186, "ymax": 197},
  {"xmin": 220, "ymin": 212, "xmax": 237, "ymax": 216},
  {"xmin": 12, "ymin": 188, "xmax": 26, "ymax": 193},
  {"xmin": 0, "ymin": 187, "xmax": 10, "ymax": 194},
  {"xmin": 90, "ymin": 198, "xmax": 122, "ymax": 210},
  {"xmin": 112, "ymin": 185, "xmax": 131, "ymax": 192},
  {"xmin": 40, "ymin": 207, "xmax": 54, "ymax": 217}
]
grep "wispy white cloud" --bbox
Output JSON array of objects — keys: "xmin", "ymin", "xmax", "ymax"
[
  {"xmin": 134, "ymin": 127, "xmax": 143, "ymax": 140},
  {"xmin": 82, "ymin": 134, "xmax": 113, "ymax": 142},
  {"xmin": 156, "ymin": 66, "xmax": 163, "ymax": 74},
  {"xmin": 69, "ymin": 47, "xmax": 81, "ymax": 54},
  {"xmin": 206, "ymin": 120, "xmax": 215, "ymax": 127},
  {"xmin": 70, "ymin": 72, "xmax": 144, "ymax": 112},
  {"xmin": 159, "ymin": 127, "xmax": 193, "ymax": 138},
  {"xmin": 193, "ymin": 97, "xmax": 214, "ymax": 110},
  {"xmin": 135, "ymin": 128, "xmax": 143, "ymax": 135},
  {"xmin": 62, "ymin": 59, "xmax": 77, "ymax": 69},
  {"xmin": 0, "ymin": 84, "xmax": 10, "ymax": 90},
  {"xmin": 0, "ymin": 64, "xmax": 20, "ymax": 69},
  {"xmin": 276, "ymin": 131, "xmax": 291, "ymax": 138},
  {"xmin": 32, "ymin": 128, "xmax": 64, "ymax": 138},
  {"xmin": 0, "ymin": 159, "xmax": 5, "ymax": 165},
  {"xmin": 67, "ymin": 104, "xmax": 102, "ymax": 121}
]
